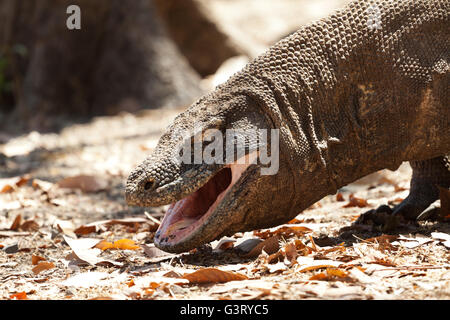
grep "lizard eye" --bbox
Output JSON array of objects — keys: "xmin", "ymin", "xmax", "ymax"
[{"xmin": 144, "ymin": 180, "xmax": 155, "ymax": 191}]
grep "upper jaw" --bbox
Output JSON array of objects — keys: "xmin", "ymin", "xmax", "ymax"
[{"xmin": 125, "ymin": 163, "xmax": 222, "ymax": 207}]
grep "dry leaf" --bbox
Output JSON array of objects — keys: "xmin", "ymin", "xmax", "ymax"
[
  {"xmin": 95, "ymin": 239, "xmax": 140, "ymax": 251},
  {"xmin": 297, "ymin": 257, "xmax": 343, "ymax": 272},
  {"xmin": 255, "ymin": 225, "xmax": 312, "ymax": 239},
  {"xmin": 343, "ymin": 194, "xmax": 369, "ymax": 208},
  {"xmin": 57, "ymin": 175, "xmax": 108, "ymax": 193},
  {"xmin": 141, "ymin": 244, "xmax": 177, "ymax": 263},
  {"xmin": 299, "ymin": 264, "xmax": 341, "ymax": 272},
  {"xmin": 241, "ymin": 236, "xmax": 280, "ymax": 258},
  {"xmin": 113, "ymin": 239, "xmax": 140, "ymax": 250},
  {"xmin": 10, "ymin": 214, "xmax": 22, "ymax": 231},
  {"xmin": 32, "ymin": 255, "xmax": 46, "ymax": 265},
  {"xmin": 336, "ymin": 193, "xmax": 345, "ymax": 202},
  {"xmin": 20, "ymin": 220, "xmax": 39, "ymax": 231},
  {"xmin": 308, "ymin": 235, "xmax": 318, "ymax": 251},
  {"xmin": 74, "ymin": 225, "xmax": 97, "ymax": 235},
  {"xmin": 369, "ymin": 257, "xmax": 396, "ymax": 267},
  {"xmin": 309, "ymin": 268, "xmax": 350, "ymax": 281},
  {"xmin": 267, "ymin": 261, "xmax": 288, "ymax": 273},
  {"xmin": 430, "ymin": 232, "xmax": 450, "ymax": 249},
  {"xmin": 0, "ymin": 175, "xmax": 30, "ymax": 193},
  {"xmin": 212, "ymin": 237, "xmax": 236, "ymax": 252},
  {"xmin": 63, "ymin": 236, "xmax": 120, "ymax": 266},
  {"xmin": 309, "ymin": 272, "xmax": 328, "ymax": 280},
  {"xmin": 32, "ymin": 179, "xmax": 54, "ymax": 192},
  {"xmin": 183, "ymin": 268, "xmax": 248, "ymax": 284},
  {"xmin": 95, "ymin": 240, "xmax": 114, "ymax": 251},
  {"xmin": 32, "ymin": 261, "xmax": 55, "ymax": 275},
  {"xmin": 284, "ymin": 242, "xmax": 298, "ymax": 263},
  {"xmin": 9, "ymin": 292, "xmax": 28, "ymax": 300}
]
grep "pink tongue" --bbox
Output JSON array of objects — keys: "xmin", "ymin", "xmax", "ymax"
[
  {"xmin": 165, "ymin": 217, "xmax": 197, "ymax": 234},
  {"xmin": 178, "ymin": 191, "xmax": 212, "ymax": 218}
]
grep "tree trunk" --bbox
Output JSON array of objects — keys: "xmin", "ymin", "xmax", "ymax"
[
  {"xmin": 0, "ymin": 0, "xmax": 203, "ymax": 131},
  {"xmin": 153, "ymin": 0, "xmax": 242, "ymax": 77}
]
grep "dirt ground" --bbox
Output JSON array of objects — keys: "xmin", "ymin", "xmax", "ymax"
[{"xmin": 0, "ymin": 108, "xmax": 449, "ymax": 300}]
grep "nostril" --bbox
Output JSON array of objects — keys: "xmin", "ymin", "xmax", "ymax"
[{"xmin": 144, "ymin": 180, "xmax": 154, "ymax": 191}]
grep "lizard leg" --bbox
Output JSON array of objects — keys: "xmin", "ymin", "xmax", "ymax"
[{"xmin": 392, "ymin": 156, "xmax": 450, "ymax": 220}]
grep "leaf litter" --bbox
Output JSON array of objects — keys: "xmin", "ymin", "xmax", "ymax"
[{"xmin": 1, "ymin": 111, "xmax": 449, "ymax": 300}]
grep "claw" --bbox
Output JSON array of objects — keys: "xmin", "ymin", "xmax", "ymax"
[{"xmin": 416, "ymin": 200, "xmax": 440, "ymax": 221}]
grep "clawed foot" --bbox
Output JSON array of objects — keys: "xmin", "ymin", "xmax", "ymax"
[
  {"xmin": 355, "ymin": 199, "xmax": 443, "ymax": 232},
  {"xmin": 353, "ymin": 156, "xmax": 449, "ymax": 232}
]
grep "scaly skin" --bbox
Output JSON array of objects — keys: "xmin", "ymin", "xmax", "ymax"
[{"xmin": 126, "ymin": 0, "xmax": 450, "ymax": 253}]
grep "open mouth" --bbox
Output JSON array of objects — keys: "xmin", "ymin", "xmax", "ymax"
[{"xmin": 154, "ymin": 153, "xmax": 257, "ymax": 249}]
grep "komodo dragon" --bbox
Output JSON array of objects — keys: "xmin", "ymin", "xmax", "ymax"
[{"xmin": 126, "ymin": 0, "xmax": 450, "ymax": 253}]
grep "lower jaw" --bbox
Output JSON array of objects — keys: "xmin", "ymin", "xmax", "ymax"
[{"xmin": 153, "ymin": 152, "xmax": 258, "ymax": 251}]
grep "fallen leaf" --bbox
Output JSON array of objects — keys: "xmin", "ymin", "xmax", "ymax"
[
  {"xmin": 32, "ymin": 261, "xmax": 55, "ymax": 275},
  {"xmin": 163, "ymin": 271, "xmax": 183, "ymax": 278},
  {"xmin": 57, "ymin": 175, "xmax": 108, "ymax": 193},
  {"xmin": 365, "ymin": 234, "xmax": 399, "ymax": 252},
  {"xmin": 267, "ymin": 261, "xmax": 288, "ymax": 273},
  {"xmin": 112, "ymin": 239, "xmax": 140, "ymax": 250},
  {"xmin": 20, "ymin": 220, "xmax": 39, "ymax": 231},
  {"xmin": 55, "ymin": 219, "xmax": 77, "ymax": 238},
  {"xmin": 343, "ymin": 194, "xmax": 370, "ymax": 208},
  {"xmin": 369, "ymin": 257, "xmax": 396, "ymax": 267},
  {"xmin": 212, "ymin": 237, "xmax": 236, "ymax": 252},
  {"xmin": 309, "ymin": 268, "xmax": 350, "ymax": 281},
  {"xmin": 392, "ymin": 235, "xmax": 434, "ymax": 249},
  {"xmin": 63, "ymin": 236, "xmax": 120, "ymax": 266},
  {"xmin": 255, "ymin": 225, "xmax": 312, "ymax": 239},
  {"xmin": 308, "ymin": 235, "xmax": 318, "ymax": 251},
  {"xmin": 141, "ymin": 244, "xmax": 177, "ymax": 263},
  {"xmin": 431, "ymin": 232, "xmax": 450, "ymax": 249},
  {"xmin": 0, "ymin": 175, "xmax": 30, "ymax": 193},
  {"xmin": 32, "ymin": 179, "xmax": 54, "ymax": 192},
  {"xmin": 183, "ymin": 268, "xmax": 248, "ymax": 284},
  {"xmin": 9, "ymin": 292, "xmax": 28, "ymax": 300},
  {"xmin": 284, "ymin": 242, "xmax": 298, "ymax": 263},
  {"xmin": 74, "ymin": 225, "xmax": 97, "ymax": 235},
  {"xmin": 95, "ymin": 240, "xmax": 114, "ymax": 251},
  {"xmin": 60, "ymin": 271, "xmax": 110, "ymax": 288},
  {"xmin": 32, "ymin": 255, "xmax": 46, "ymax": 265},
  {"xmin": 94, "ymin": 239, "xmax": 140, "ymax": 251},
  {"xmin": 300, "ymin": 264, "xmax": 342, "ymax": 272},
  {"xmin": 309, "ymin": 272, "xmax": 328, "ymax": 280},
  {"xmin": 336, "ymin": 193, "xmax": 345, "ymax": 202},
  {"xmin": 10, "ymin": 214, "xmax": 22, "ymax": 231},
  {"xmin": 241, "ymin": 236, "xmax": 280, "ymax": 258},
  {"xmin": 297, "ymin": 257, "xmax": 343, "ymax": 272}
]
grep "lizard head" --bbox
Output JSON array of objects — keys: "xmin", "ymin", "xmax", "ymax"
[{"xmin": 125, "ymin": 93, "xmax": 296, "ymax": 253}]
